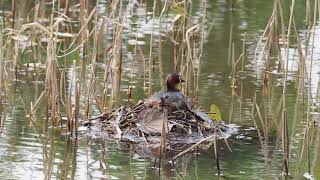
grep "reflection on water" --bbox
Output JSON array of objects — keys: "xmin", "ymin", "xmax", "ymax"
[{"xmin": 0, "ymin": 0, "xmax": 319, "ymax": 179}]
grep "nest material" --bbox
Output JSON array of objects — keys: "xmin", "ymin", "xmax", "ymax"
[{"xmin": 82, "ymin": 101, "xmax": 231, "ymax": 158}]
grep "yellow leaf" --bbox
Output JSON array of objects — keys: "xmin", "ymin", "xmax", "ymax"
[{"xmin": 208, "ymin": 104, "xmax": 222, "ymax": 122}]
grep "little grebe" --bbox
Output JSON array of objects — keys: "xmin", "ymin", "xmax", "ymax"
[{"xmin": 145, "ymin": 73, "xmax": 193, "ymax": 111}]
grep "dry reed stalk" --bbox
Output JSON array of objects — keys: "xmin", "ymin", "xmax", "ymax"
[
  {"xmin": 57, "ymin": 7, "xmax": 96, "ymax": 58},
  {"xmin": 254, "ymin": 0, "xmax": 280, "ymax": 79},
  {"xmin": 45, "ymin": 36, "xmax": 60, "ymax": 125},
  {"xmin": 84, "ymin": 77, "xmax": 93, "ymax": 118},
  {"xmin": 60, "ymin": 69, "xmax": 66, "ymax": 106},
  {"xmin": 195, "ymin": 0, "xmax": 207, "ymax": 99},
  {"xmin": 159, "ymin": 109, "xmax": 168, "ymax": 167},
  {"xmin": 28, "ymin": 90, "xmax": 45, "ymax": 117},
  {"xmin": 80, "ymin": 0, "xmax": 88, "ymax": 65},
  {"xmin": 282, "ymin": 109, "xmax": 289, "ymax": 176},
  {"xmin": 111, "ymin": 23, "xmax": 122, "ymax": 103},
  {"xmin": 180, "ymin": 0, "xmax": 193, "ymax": 95},
  {"xmin": 158, "ymin": 22, "xmax": 164, "ymax": 89},
  {"xmin": 0, "ymin": 22, "xmax": 3, "ymax": 90},
  {"xmin": 11, "ymin": 0, "xmax": 16, "ymax": 29},
  {"xmin": 251, "ymin": 94, "xmax": 264, "ymax": 146},
  {"xmin": 98, "ymin": 1, "xmax": 109, "ymax": 46},
  {"xmin": 281, "ymin": 0, "xmax": 296, "ymax": 175},
  {"xmin": 231, "ymin": 43, "xmax": 236, "ymax": 88},
  {"xmin": 147, "ymin": 0, "xmax": 157, "ymax": 96},
  {"xmin": 31, "ymin": 2, "xmax": 40, "ymax": 73},
  {"xmin": 127, "ymin": 41, "xmax": 139, "ymax": 101},
  {"xmin": 241, "ymin": 33, "xmax": 246, "ymax": 71},
  {"xmin": 0, "ymin": 110, "xmax": 4, "ymax": 135},
  {"xmin": 84, "ymin": 1, "xmax": 100, "ymax": 118},
  {"xmin": 75, "ymin": 82, "xmax": 80, "ymax": 138},
  {"xmin": 62, "ymin": 139, "xmax": 72, "ymax": 179},
  {"xmin": 213, "ymin": 121, "xmax": 220, "ymax": 178},
  {"xmin": 302, "ymin": 0, "xmax": 319, "ymax": 174},
  {"xmin": 102, "ymin": 45, "xmax": 112, "ymax": 110},
  {"xmin": 91, "ymin": 0, "xmax": 99, "ymax": 75},
  {"xmin": 66, "ymin": 60, "xmax": 76, "ymax": 134},
  {"xmin": 291, "ymin": 18, "xmax": 306, "ymax": 94},
  {"xmin": 63, "ymin": 0, "xmax": 70, "ymax": 16},
  {"xmin": 227, "ymin": 13, "xmax": 233, "ymax": 66},
  {"xmin": 185, "ymin": 24, "xmax": 199, "ymax": 96},
  {"xmin": 306, "ymin": 0, "xmax": 313, "ymax": 29},
  {"xmin": 157, "ymin": 0, "xmax": 169, "ymax": 90}
]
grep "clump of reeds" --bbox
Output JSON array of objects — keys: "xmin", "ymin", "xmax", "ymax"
[{"xmin": 251, "ymin": 0, "xmax": 320, "ymax": 178}]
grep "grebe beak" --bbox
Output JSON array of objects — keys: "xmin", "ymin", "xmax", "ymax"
[{"xmin": 179, "ymin": 76, "xmax": 185, "ymax": 83}]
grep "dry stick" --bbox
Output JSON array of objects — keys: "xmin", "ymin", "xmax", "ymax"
[{"xmin": 172, "ymin": 135, "xmax": 214, "ymax": 161}]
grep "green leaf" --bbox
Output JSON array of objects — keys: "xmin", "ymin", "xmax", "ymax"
[{"xmin": 208, "ymin": 104, "xmax": 222, "ymax": 122}]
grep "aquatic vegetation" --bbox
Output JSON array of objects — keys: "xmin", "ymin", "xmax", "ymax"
[{"xmin": 0, "ymin": 0, "xmax": 319, "ymax": 179}]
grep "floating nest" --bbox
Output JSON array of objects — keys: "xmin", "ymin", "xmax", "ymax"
[{"xmin": 81, "ymin": 101, "xmax": 236, "ymax": 159}]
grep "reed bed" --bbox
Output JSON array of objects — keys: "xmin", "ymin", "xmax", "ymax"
[{"xmin": 0, "ymin": 0, "xmax": 319, "ymax": 179}]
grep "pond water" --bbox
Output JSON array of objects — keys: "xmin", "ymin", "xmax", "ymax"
[{"xmin": 0, "ymin": 0, "xmax": 319, "ymax": 179}]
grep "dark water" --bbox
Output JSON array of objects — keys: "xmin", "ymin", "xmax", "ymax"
[{"xmin": 0, "ymin": 0, "xmax": 319, "ymax": 179}]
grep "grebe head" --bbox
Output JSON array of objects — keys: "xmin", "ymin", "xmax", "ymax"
[{"xmin": 166, "ymin": 73, "xmax": 185, "ymax": 91}]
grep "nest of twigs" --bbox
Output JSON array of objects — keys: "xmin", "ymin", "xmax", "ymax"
[{"xmin": 82, "ymin": 101, "xmax": 233, "ymax": 159}]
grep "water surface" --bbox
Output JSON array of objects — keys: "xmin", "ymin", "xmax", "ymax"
[{"xmin": 0, "ymin": 0, "xmax": 319, "ymax": 179}]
